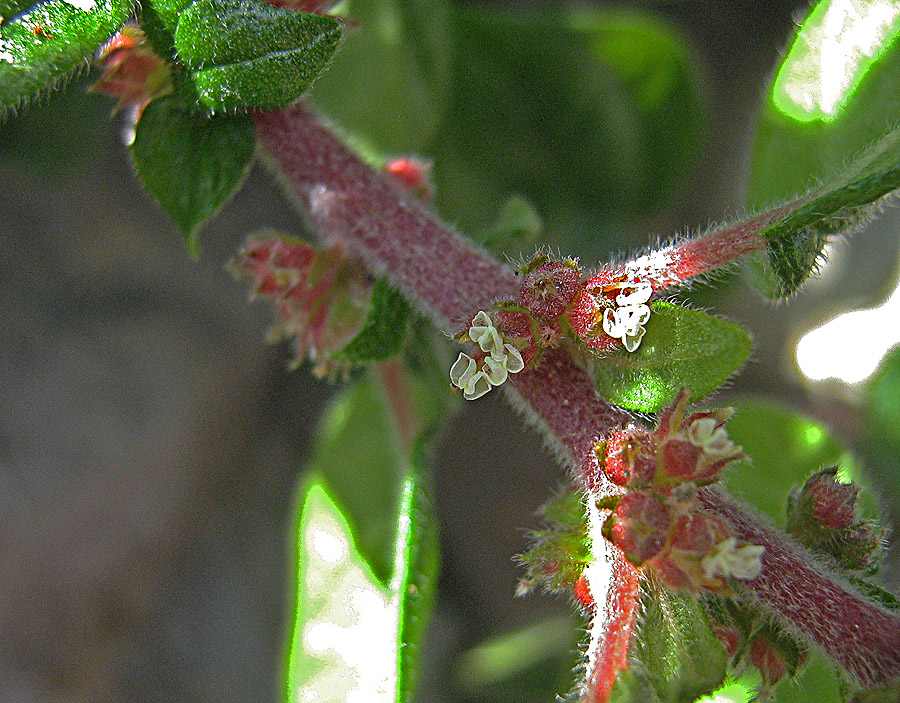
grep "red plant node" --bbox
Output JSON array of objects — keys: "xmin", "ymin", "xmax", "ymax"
[
  {"xmin": 670, "ymin": 513, "xmax": 731, "ymax": 554},
  {"xmin": 659, "ymin": 439, "xmax": 702, "ymax": 481}
]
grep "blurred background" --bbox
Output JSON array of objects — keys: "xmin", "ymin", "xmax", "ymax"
[{"xmin": 2, "ymin": 0, "xmax": 900, "ymax": 701}]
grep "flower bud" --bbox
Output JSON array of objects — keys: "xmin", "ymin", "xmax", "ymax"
[
  {"xmin": 603, "ymin": 428, "xmax": 657, "ymax": 489},
  {"xmin": 603, "ymin": 493, "xmax": 671, "ymax": 566},
  {"xmin": 789, "ymin": 467, "xmax": 858, "ymax": 533},
  {"xmin": 520, "ymin": 260, "xmax": 582, "ymax": 319},
  {"xmin": 748, "ymin": 635, "xmax": 789, "ymax": 690},
  {"xmin": 383, "ymin": 157, "xmax": 434, "ymax": 200}
]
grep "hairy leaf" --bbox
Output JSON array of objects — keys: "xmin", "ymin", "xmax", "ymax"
[
  {"xmin": 759, "ymin": 141, "xmax": 900, "ymax": 294},
  {"xmin": 142, "ymin": 0, "xmax": 340, "ymax": 111},
  {"xmin": 336, "ymin": 277, "xmax": 412, "ymax": 363},
  {"xmin": 590, "ymin": 302, "xmax": 751, "ymax": 413},
  {"xmin": 0, "ymin": 0, "xmax": 133, "ymax": 114},
  {"xmin": 609, "ymin": 581, "xmax": 727, "ymax": 703},
  {"xmin": 131, "ymin": 95, "xmax": 254, "ymax": 254}
]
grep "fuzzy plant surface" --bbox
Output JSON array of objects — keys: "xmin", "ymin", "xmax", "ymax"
[{"xmin": 4, "ymin": 0, "xmax": 900, "ymax": 702}]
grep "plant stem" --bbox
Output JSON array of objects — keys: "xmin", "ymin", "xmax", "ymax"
[
  {"xmin": 701, "ymin": 487, "xmax": 900, "ymax": 687},
  {"xmin": 255, "ymin": 100, "xmax": 900, "ymax": 695}
]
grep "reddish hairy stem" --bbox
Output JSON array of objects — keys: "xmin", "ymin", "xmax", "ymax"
[
  {"xmin": 254, "ymin": 103, "xmax": 519, "ymax": 331},
  {"xmin": 584, "ymin": 203, "xmax": 804, "ymax": 294},
  {"xmin": 255, "ymin": 101, "xmax": 900, "ymax": 694},
  {"xmin": 701, "ymin": 487, "xmax": 900, "ymax": 687}
]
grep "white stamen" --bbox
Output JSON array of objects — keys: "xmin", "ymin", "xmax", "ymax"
[
  {"xmin": 451, "ymin": 312, "xmax": 527, "ymax": 399},
  {"xmin": 687, "ymin": 417, "xmax": 739, "ymax": 457}
]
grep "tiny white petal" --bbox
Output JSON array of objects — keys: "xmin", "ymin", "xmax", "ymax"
[
  {"xmin": 483, "ymin": 355, "xmax": 509, "ymax": 386},
  {"xmin": 463, "ymin": 371, "xmax": 492, "ymax": 400},
  {"xmin": 472, "ymin": 310, "xmax": 493, "ymax": 328},
  {"xmin": 622, "ymin": 327, "xmax": 646, "ymax": 352},
  {"xmin": 503, "ymin": 344, "xmax": 525, "ymax": 374},
  {"xmin": 687, "ymin": 418, "xmax": 736, "ymax": 457},
  {"xmin": 617, "ymin": 305, "xmax": 651, "ymax": 335},
  {"xmin": 602, "ymin": 308, "xmax": 622, "ymax": 337},
  {"xmin": 450, "ymin": 353, "xmax": 476, "ymax": 387}
]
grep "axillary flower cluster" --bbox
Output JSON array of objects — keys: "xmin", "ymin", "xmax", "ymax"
[
  {"xmin": 450, "ymin": 311, "xmax": 525, "ymax": 400},
  {"xmin": 448, "ymin": 254, "xmax": 661, "ymax": 400},
  {"xmin": 596, "ymin": 389, "xmax": 764, "ymax": 592}
]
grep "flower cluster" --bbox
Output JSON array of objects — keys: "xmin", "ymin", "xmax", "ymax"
[
  {"xmin": 601, "ymin": 282, "xmax": 653, "ymax": 352},
  {"xmin": 450, "ymin": 311, "xmax": 525, "ymax": 400},
  {"xmin": 597, "ymin": 389, "xmax": 762, "ymax": 592},
  {"xmin": 229, "ymin": 231, "xmax": 371, "ymax": 378},
  {"xmin": 90, "ymin": 26, "xmax": 172, "ymax": 134},
  {"xmin": 566, "ymin": 268, "xmax": 658, "ymax": 355}
]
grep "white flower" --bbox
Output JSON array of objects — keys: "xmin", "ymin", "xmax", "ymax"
[
  {"xmin": 601, "ymin": 283, "xmax": 653, "ymax": 352},
  {"xmin": 449, "ymin": 353, "xmax": 493, "ymax": 400},
  {"xmin": 483, "ymin": 354, "xmax": 509, "ymax": 386},
  {"xmin": 468, "ymin": 310, "xmax": 504, "ymax": 355},
  {"xmin": 602, "ymin": 305, "xmax": 651, "ymax": 352},
  {"xmin": 500, "ymin": 343, "xmax": 525, "ymax": 373},
  {"xmin": 687, "ymin": 417, "xmax": 739, "ymax": 457},
  {"xmin": 701, "ymin": 538, "xmax": 765, "ymax": 580},
  {"xmin": 451, "ymin": 316, "xmax": 527, "ymax": 400}
]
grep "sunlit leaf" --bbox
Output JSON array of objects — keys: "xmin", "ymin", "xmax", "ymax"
[
  {"xmin": 0, "ymin": 0, "xmax": 133, "ymax": 114},
  {"xmin": 289, "ymin": 369, "xmax": 441, "ymax": 702},
  {"xmin": 746, "ymin": 0, "xmax": 900, "ymax": 295},
  {"xmin": 286, "ymin": 477, "xmax": 399, "ymax": 703},
  {"xmin": 131, "ymin": 95, "xmax": 254, "ymax": 254},
  {"xmin": 590, "ymin": 302, "xmax": 751, "ymax": 413}
]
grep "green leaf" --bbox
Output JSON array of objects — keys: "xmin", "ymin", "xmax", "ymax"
[
  {"xmin": 0, "ymin": 0, "xmax": 134, "ymax": 114},
  {"xmin": 176, "ymin": 0, "xmax": 340, "ymax": 111},
  {"xmin": 758, "ymin": 134, "xmax": 900, "ymax": 295},
  {"xmin": 433, "ymin": 6, "xmax": 705, "ymax": 255},
  {"xmin": 589, "ymin": 302, "xmax": 752, "ymax": 413},
  {"xmin": 860, "ymin": 345, "xmax": 900, "ymax": 538},
  {"xmin": 720, "ymin": 399, "xmax": 861, "ymax": 525},
  {"xmin": 610, "ymin": 581, "xmax": 728, "ymax": 703},
  {"xmin": 286, "ymin": 368, "xmax": 441, "ymax": 703},
  {"xmin": 309, "ymin": 0, "xmax": 453, "ymax": 154},
  {"xmin": 746, "ymin": 0, "xmax": 900, "ymax": 295},
  {"xmin": 285, "ymin": 472, "xmax": 436, "ymax": 703},
  {"xmin": 747, "ymin": 0, "xmax": 900, "ymax": 206},
  {"xmin": 336, "ymin": 277, "xmax": 412, "ymax": 363},
  {"xmin": 131, "ymin": 95, "xmax": 254, "ymax": 254}
]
